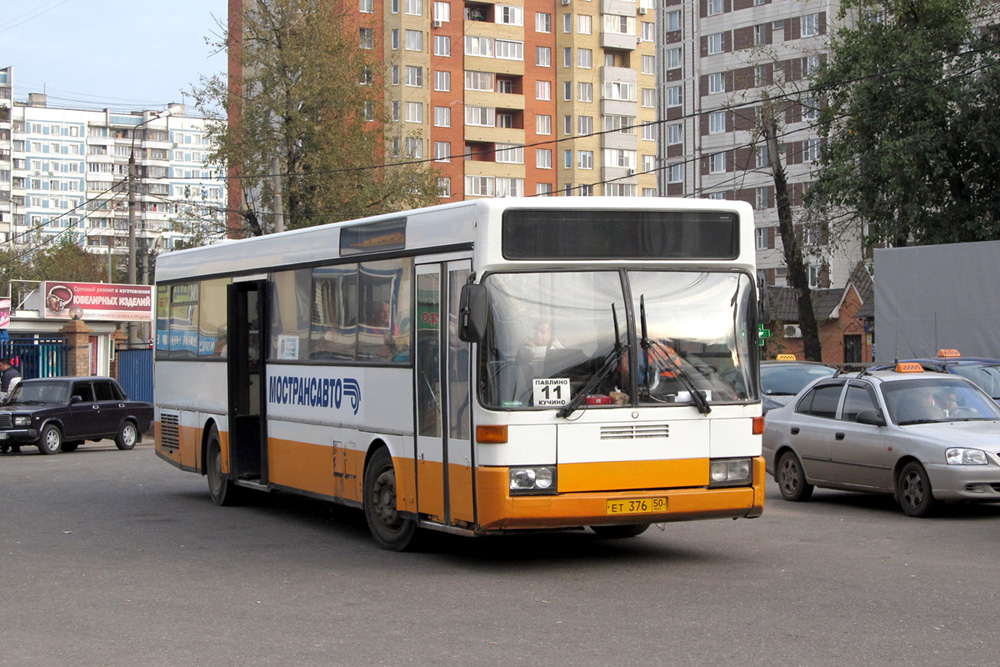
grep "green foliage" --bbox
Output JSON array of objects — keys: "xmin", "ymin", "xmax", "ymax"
[
  {"xmin": 810, "ymin": 0, "xmax": 1000, "ymax": 246},
  {"xmin": 0, "ymin": 238, "xmax": 119, "ymax": 298},
  {"xmin": 189, "ymin": 0, "xmax": 439, "ymax": 236}
]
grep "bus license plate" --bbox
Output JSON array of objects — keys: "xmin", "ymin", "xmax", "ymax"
[{"xmin": 606, "ymin": 497, "xmax": 667, "ymax": 515}]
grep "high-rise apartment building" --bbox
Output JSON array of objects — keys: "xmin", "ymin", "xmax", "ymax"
[
  {"xmin": 656, "ymin": 0, "xmax": 860, "ymax": 290},
  {"xmin": 229, "ymin": 0, "xmax": 659, "ymax": 209},
  {"xmin": 0, "ymin": 68, "xmax": 227, "ymax": 269}
]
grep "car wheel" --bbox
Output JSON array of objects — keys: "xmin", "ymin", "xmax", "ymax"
[
  {"xmin": 897, "ymin": 461, "xmax": 937, "ymax": 517},
  {"xmin": 61, "ymin": 442, "xmax": 81, "ymax": 453},
  {"xmin": 115, "ymin": 421, "xmax": 139, "ymax": 451},
  {"xmin": 206, "ymin": 425, "xmax": 242, "ymax": 506},
  {"xmin": 38, "ymin": 424, "xmax": 62, "ymax": 455},
  {"xmin": 364, "ymin": 447, "xmax": 417, "ymax": 551},
  {"xmin": 776, "ymin": 450, "xmax": 813, "ymax": 501},
  {"xmin": 591, "ymin": 524, "xmax": 651, "ymax": 538}
]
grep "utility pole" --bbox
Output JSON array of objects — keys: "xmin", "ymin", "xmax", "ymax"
[
  {"xmin": 127, "ymin": 151, "xmax": 138, "ymax": 344},
  {"xmin": 271, "ymin": 155, "xmax": 284, "ymax": 233}
]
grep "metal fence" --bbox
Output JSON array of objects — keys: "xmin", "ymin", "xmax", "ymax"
[
  {"xmin": 0, "ymin": 339, "xmax": 68, "ymax": 379},
  {"xmin": 117, "ymin": 347, "xmax": 153, "ymax": 403}
]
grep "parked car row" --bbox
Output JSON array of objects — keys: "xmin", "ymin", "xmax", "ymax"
[
  {"xmin": 0, "ymin": 377, "xmax": 153, "ymax": 455},
  {"xmin": 762, "ymin": 351, "xmax": 1000, "ymax": 518}
]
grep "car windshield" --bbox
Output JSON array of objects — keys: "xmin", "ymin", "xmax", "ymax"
[
  {"xmin": 17, "ymin": 381, "xmax": 69, "ymax": 404},
  {"xmin": 478, "ymin": 270, "xmax": 758, "ymax": 410},
  {"xmin": 882, "ymin": 378, "xmax": 1000, "ymax": 425},
  {"xmin": 760, "ymin": 364, "xmax": 837, "ymax": 396},
  {"xmin": 950, "ymin": 364, "xmax": 1000, "ymax": 400}
]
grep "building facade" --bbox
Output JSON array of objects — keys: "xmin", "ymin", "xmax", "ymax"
[{"xmin": 0, "ymin": 69, "xmax": 226, "ymax": 270}]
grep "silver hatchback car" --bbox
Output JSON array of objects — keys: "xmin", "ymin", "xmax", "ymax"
[{"xmin": 763, "ymin": 364, "xmax": 1000, "ymax": 516}]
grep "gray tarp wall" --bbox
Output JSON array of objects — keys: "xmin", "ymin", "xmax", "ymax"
[{"xmin": 874, "ymin": 240, "xmax": 1000, "ymax": 362}]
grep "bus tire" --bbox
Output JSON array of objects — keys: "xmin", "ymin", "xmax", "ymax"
[
  {"xmin": 364, "ymin": 447, "xmax": 417, "ymax": 551},
  {"xmin": 591, "ymin": 523, "xmax": 650, "ymax": 538},
  {"xmin": 206, "ymin": 426, "xmax": 242, "ymax": 506}
]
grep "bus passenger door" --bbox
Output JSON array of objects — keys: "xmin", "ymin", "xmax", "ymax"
[
  {"xmin": 415, "ymin": 261, "xmax": 474, "ymax": 527},
  {"xmin": 227, "ymin": 280, "xmax": 268, "ymax": 486}
]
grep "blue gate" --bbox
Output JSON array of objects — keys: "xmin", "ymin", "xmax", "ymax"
[
  {"xmin": 0, "ymin": 339, "xmax": 68, "ymax": 379},
  {"xmin": 118, "ymin": 347, "xmax": 154, "ymax": 403}
]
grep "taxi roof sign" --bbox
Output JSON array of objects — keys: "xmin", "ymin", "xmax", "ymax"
[
  {"xmin": 937, "ymin": 349, "xmax": 961, "ymax": 358},
  {"xmin": 895, "ymin": 362, "xmax": 925, "ymax": 373},
  {"xmin": 775, "ymin": 354, "xmax": 797, "ymax": 361}
]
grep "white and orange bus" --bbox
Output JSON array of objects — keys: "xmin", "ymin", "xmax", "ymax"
[{"xmin": 154, "ymin": 197, "xmax": 765, "ymax": 549}]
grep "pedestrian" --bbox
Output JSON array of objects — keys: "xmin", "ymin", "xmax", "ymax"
[{"xmin": 0, "ymin": 358, "xmax": 22, "ymax": 453}]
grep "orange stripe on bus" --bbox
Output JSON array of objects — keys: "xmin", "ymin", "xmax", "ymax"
[
  {"xmin": 558, "ymin": 458, "xmax": 708, "ymax": 492},
  {"xmin": 417, "ymin": 459, "xmax": 445, "ymax": 522},
  {"xmin": 448, "ymin": 462, "xmax": 475, "ymax": 524}
]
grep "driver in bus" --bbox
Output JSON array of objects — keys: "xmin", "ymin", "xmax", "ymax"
[{"xmin": 517, "ymin": 321, "xmax": 563, "ymax": 378}]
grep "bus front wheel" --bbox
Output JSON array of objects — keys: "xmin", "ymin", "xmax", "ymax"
[
  {"xmin": 206, "ymin": 426, "xmax": 242, "ymax": 506},
  {"xmin": 364, "ymin": 447, "xmax": 417, "ymax": 551}
]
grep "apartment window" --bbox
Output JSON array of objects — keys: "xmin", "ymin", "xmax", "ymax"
[
  {"xmin": 665, "ymin": 9, "xmax": 681, "ymax": 31},
  {"xmin": 466, "ymin": 176, "xmax": 494, "ymax": 197},
  {"xmin": 802, "ymin": 96, "xmax": 819, "ymax": 121},
  {"xmin": 563, "ymin": 47, "xmax": 572, "ymax": 67},
  {"xmin": 755, "ymin": 64, "xmax": 768, "ymax": 87},
  {"xmin": 391, "ymin": 65, "xmax": 400, "ymax": 85},
  {"xmin": 497, "ymin": 5, "xmax": 523, "ymax": 26},
  {"xmin": 435, "ymin": 142, "xmax": 451, "ymax": 162},
  {"xmin": 664, "ymin": 48, "xmax": 681, "ymax": 70},
  {"xmin": 641, "ymin": 123, "xmax": 657, "ymax": 141},
  {"xmin": 437, "ymin": 177, "xmax": 451, "ymax": 198},
  {"xmin": 433, "ymin": 1, "xmax": 450, "ymax": 21},
  {"xmin": 642, "ymin": 55, "xmax": 656, "ymax": 75},
  {"xmin": 536, "ymin": 183, "xmax": 553, "ymax": 196},
  {"xmin": 536, "ymin": 149, "xmax": 552, "ymax": 169},
  {"xmin": 579, "ymin": 185, "xmax": 594, "ymax": 196},
  {"xmin": 496, "ymin": 143, "xmax": 524, "ymax": 164},
  {"xmin": 642, "ymin": 188, "xmax": 657, "ymax": 197},
  {"xmin": 434, "ymin": 35, "xmax": 450, "ymax": 56},
  {"xmin": 756, "ymin": 144, "xmax": 769, "ymax": 168},
  {"xmin": 405, "ymin": 29, "xmax": 423, "ymax": 51},
  {"xmin": 465, "ymin": 106, "xmax": 495, "ymax": 126},
  {"xmin": 578, "ymin": 82, "xmax": 593, "ymax": 102},
  {"xmin": 495, "ymin": 39, "xmax": 524, "ymax": 61},
  {"xmin": 465, "ymin": 70, "xmax": 494, "ymax": 90},
  {"xmin": 755, "ymin": 227, "xmax": 770, "ymax": 249},
  {"xmin": 391, "ymin": 101, "xmax": 400, "ymax": 122},
  {"xmin": 667, "ymin": 123, "xmax": 683, "ymax": 145},
  {"xmin": 405, "ymin": 0, "xmax": 422, "ymax": 15},
  {"xmin": 536, "ymin": 115, "xmax": 552, "ymax": 135},
  {"xmin": 563, "ymin": 13, "xmax": 572, "ymax": 33},
  {"xmin": 465, "ymin": 35, "xmax": 493, "ymax": 56},
  {"xmin": 604, "ymin": 15, "xmax": 634, "ymax": 35},
  {"xmin": 604, "ymin": 149, "xmax": 636, "ymax": 169},
  {"xmin": 606, "ymin": 183, "xmax": 637, "ymax": 197},
  {"xmin": 362, "ymin": 101, "xmax": 375, "ymax": 121},
  {"xmin": 405, "ymin": 66, "xmax": 423, "ymax": 87},
  {"xmin": 496, "ymin": 177, "xmax": 523, "ymax": 197},
  {"xmin": 802, "ymin": 13, "xmax": 820, "ymax": 37},
  {"xmin": 497, "ymin": 113, "xmax": 513, "ymax": 128},
  {"xmin": 804, "ymin": 55, "xmax": 821, "ymax": 77},
  {"xmin": 405, "ymin": 137, "xmax": 423, "ymax": 158},
  {"xmin": 434, "ymin": 70, "xmax": 451, "ymax": 91},
  {"xmin": 578, "ymin": 116, "xmax": 593, "ymax": 135},
  {"xmin": 709, "ymin": 152, "xmax": 726, "ymax": 173},
  {"xmin": 708, "ymin": 32, "xmax": 724, "ymax": 55},
  {"xmin": 536, "ymin": 12, "xmax": 552, "ymax": 33},
  {"xmin": 497, "ymin": 78, "xmax": 514, "ymax": 93},
  {"xmin": 708, "ymin": 72, "xmax": 725, "ymax": 94},
  {"xmin": 803, "ymin": 138, "xmax": 822, "ymax": 162},
  {"xmin": 564, "ymin": 115, "xmax": 573, "ymax": 135},
  {"xmin": 642, "ymin": 154, "xmax": 655, "ymax": 172},
  {"xmin": 756, "ymin": 186, "xmax": 771, "ymax": 210},
  {"xmin": 808, "ymin": 265, "xmax": 822, "ymax": 289},
  {"xmin": 578, "ymin": 151, "xmax": 594, "ymax": 170},
  {"xmin": 564, "ymin": 150, "xmax": 573, "ymax": 168},
  {"xmin": 709, "ymin": 111, "xmax": 726, "ymax": 134},
  {"xmin": 578, "ymin": 15, "xmax": 592, "ymax": 34},
  {"xmin": 406, "ymin": 102, "xmax": 423, "ymax": 123},
  {"xmin": 536, "ymin": 46, "xmax": 551, "ymax": 67},
  {"xmin": 360, "ymin": 0, "xmax": 374, "ymax": 13},
  {"xmin": 577, "ymin": 48, "xmax": 592, "ymax": 69},
  {"xmin": 666, "ymin": 85, "xmax": 682, "ymax": 108},
  {"xmin": 434, "ymin": 106, "xmax": 451, "ymax": 127},
  {"xmin": 536, "ymin": 80, "xmax": 552, "ymax": 100},
  {"xmin": 642, "ymin": 87, "xmax": 657, "ymax": 108},
  {"xmin": 359, "ymin": 28, "xmax": 375, "ymax": 49},
  {"xmin": 604, "ymin": 115, "xmax": 636, "ymax": 134},
  {"xmin": 563, "ymin": 81, "xmax": 572, "ymax": 101},
  {"xmin": 605, "ymin": 81, "xmax": 636, "ymax": 101},
  {"xmin": 668, "ymin": 163, "xmax": 684, "ymax": 183},
  {"xmin": 707, "ymin": 0, "xmax": 724, "ymax": 15},
  {"xmin": 641, "ymin": 21, "xmax": 655, "ymax": 42},
  {"xmin": 708, "ymin": 192, "xmax": 726, "ymax": 200}
]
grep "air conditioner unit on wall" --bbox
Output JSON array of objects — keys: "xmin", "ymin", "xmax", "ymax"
[
  {"xmin": 638, "ymin": 7, "xmax": 648, "ymax": 14},
  {"xmin": 561, "ymin": 0, "xmax": 571, "ymax": 5},
  {"xmin": 784, "ymin": 324, "xmax": 802, "ymax": 339},
  {"xmin": 432, "ymin": 19, "xmax": 442, "ymax": 28}
]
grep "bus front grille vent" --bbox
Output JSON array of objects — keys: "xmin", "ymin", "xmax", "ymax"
[
  {"xmin": 160, "ymin": 413, "xmax": 180, "ymax": 450},
  {"xmin": 601, "ymin": 424, "xmax": 670, "ymax": 440}
]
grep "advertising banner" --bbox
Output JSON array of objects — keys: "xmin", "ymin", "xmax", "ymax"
[
  {"xmin": 42, "ymin": 282, "xmax": 154, "ymax": 322},
  {"xmin": 0, "ymin": 298, "xmax": 9, "ymax": 329}
]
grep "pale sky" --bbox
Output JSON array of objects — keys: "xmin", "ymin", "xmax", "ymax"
[{"xmin": 0, "ymin": 0, "xmax": 228, "ymax": 114}]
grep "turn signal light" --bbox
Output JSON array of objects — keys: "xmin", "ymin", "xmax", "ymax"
[
  {"xmin": 752, "ymin": 416, "xmax": 765, "ymax": 435},
  {"xmin": 476, "ymin": 425, "xmax": 508, "ymax": 444}
]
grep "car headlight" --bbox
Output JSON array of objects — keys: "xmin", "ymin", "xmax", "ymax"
[
  {"xmin": 509, "ymin": 466, "xmax": 557, "ymax": 495},
  {"xmin": 709, "ymin": 457, "xmax": 753, "ymax": 487},
  {"xmin": 13, "ymin": 416, "xmax": 30, "ymax": 427},
  {"xmin": 946, "ymin": 448, "xmax": 989, "ymax": 465}
]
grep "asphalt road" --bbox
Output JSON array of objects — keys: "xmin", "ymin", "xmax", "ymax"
[{"xmin": 3, "ymin": 441, "xmax": 1000, "ymax": 667}]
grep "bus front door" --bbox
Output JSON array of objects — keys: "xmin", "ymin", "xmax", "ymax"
[
  {"xmin": 415, "ymin": 261, "xmax": 474, "ymax": 527},
  {"xmin": 227, "ymin": 280, "xmax": 268, "ymax": 486}
]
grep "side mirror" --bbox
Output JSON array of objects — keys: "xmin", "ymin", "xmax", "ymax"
[
  {"xmin": 856, "ymin": 410, "xmax": 885, "ymax": 427},
  {"xmin": 757, "ymin": 280, "xmax": 771, "ymax": 324},
  {"xmin": 71, "ymin": 395, "xmax": 83, "ymax": 403},
  {"xmin": 458, "ymin": 283, "xmax": 487, "ymax": 343}
]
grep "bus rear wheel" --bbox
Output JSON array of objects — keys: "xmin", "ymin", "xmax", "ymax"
[
  {"xmin": 591, "ymin": 524, "xmax": 651, "ymax": 538},
  {"xmin": 206, "ymin": 426, "xmax": 242, "ymax": 506},
  {"xmin": 364, "ymin": 447, "xmax": 417, "ymax": 551}
]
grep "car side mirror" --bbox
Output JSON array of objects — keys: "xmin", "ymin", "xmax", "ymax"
[
  {"xmin": 856, "ymin": 410, "xmax": 885, "ymax": 427},
  {"xmin": 458, "ymin": 283, "xmax": 487, "ymax": 343},
  {"xmin": 71, "ymin": 395, "xmax": 82, "ymax": 403}
]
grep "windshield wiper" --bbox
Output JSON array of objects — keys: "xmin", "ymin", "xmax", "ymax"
[
  {"xmin": 639, "ymin": 295, "xmax": 711, "ymax": 415},
  {"xmin": 557, "ymin": 304, "xmax": 628, "ymax": 419}
]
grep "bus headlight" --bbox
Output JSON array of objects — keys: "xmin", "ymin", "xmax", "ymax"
[
  {"xmin": 709, "ymin": 458, "xmax": 752, "ymax": 487},
  {"xmin": 510, "ymin": 466, "xmax": 557, "ymax": 495}
]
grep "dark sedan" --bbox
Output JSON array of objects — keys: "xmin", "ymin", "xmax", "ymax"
[{"xmin": 0, "ymin": 376, "xmax": 153, "ymax": 455}]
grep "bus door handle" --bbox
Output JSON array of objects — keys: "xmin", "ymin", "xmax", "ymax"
[
  {"xmin": 835, "ymin": 432, "xmax": 845, "ymax": 440},
  {"xmin": 790, "ymin": 427, "xmax": 800, "ymax": 435}
]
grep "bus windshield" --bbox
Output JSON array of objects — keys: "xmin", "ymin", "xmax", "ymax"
[{"xmin": 479, "ymin": 270, "xmax": 757, "ymax": 410}]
